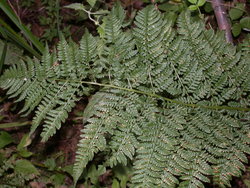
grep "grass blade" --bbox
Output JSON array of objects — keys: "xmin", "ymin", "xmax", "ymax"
[
  {"xmin": 0, "ymin": 18, "xmax": 41, "ymax": 59},
  {"xmin": 0, "ymin": 41, "xmax": 7, "ymax": 74},
  {"xmin": 0, "ymin": 0, "xmax": 45, "ymax": 53}
]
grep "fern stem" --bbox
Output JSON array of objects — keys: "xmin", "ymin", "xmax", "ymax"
[
  {"xmin": 54, "ymin": 79, "xmax": 250, "ymax": 112},
  {"xmin": 211, "ymin": 0, "xmax": 233, "ymax": 43}
]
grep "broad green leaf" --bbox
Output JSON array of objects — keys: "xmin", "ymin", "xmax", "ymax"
[
  {"xmin": 17, "ymin": 134, "xmax": 31, "ymax": 150},
  {"xmin": 51, "ymin": 173, "xmax": 65, "ymax": 185},
  {"xmin": 61, "ymin": 164, "xmax": 73, "ymax": 174},
  {"xmin": 112, "ymin": 179, "xmax": 120, "ymax": 188},
  {"xmin": 197, "ymin": 0, "xmax": 206, "ymax": 7},
  {"xmin": 188, "ymin": 0, "xmax": 197, "ymax": 4},
  {"xmin": 189, "ymin": 5, "xmax": 198, "ymax": 11},
  {"xmin": 113, "ymin": 165, "xmax": 132, "ymax": 188},
  {"xmin": 229, "ymin": 3, "xmax": 244, "ymax": 20},
  {"xmin": 87, "ymin": 164, "xmax": 98, "ymax": 184},
  {"xmin": 44, "ymin": 158, "xmax": 56, "ymax": 171},
  {"xmin": 14, "ymin": 159, "xmax": 39, "ymax": 175},
  {"xmin": 158, "ymin": 3, "xmax": 182, "ymax": 12},
  {"xmin": 240, "ymin": 17, "xmax": 250, "ymax": 30},
  {"xmin": 232, "ymin": 23, "xmax": 242, "ymax": 37},
  {"xmin": 87, "ymin": 0, "xmax": 97, "ymax": 7},
  {"xmin": 87, "ymin": 164, "xmax": 106, "ymax": 184},
  {"xmin": 18, "ymin": 149, "xmax": 33, "ymax": 158},
  {"xmin": 97, "ymin": 165, "xmax": 106, "ymax": 175},
  {"xmin": 0, "ymin": 131, "xmax": 13, "ymax": 149},
  {"xmin": 64, "ymin": 3, "xmax": 85, "ymax": 11}
]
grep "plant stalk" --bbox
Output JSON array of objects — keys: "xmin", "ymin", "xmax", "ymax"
[
  {"xmin": 211, "ymin": 0, "xmax": 233, "ymax": 43},
  {"xmin": 55, "ymin": 79, "xmax": 250, "ymax": 112}
]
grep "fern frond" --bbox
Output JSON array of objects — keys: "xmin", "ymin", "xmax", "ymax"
[
  {"xmin": 106, "ymin": 92, "xmax": 142, "ymax": 167},
  {"xmin": 78, "ymin": 31, "xmax": 97, "ymax": 65},
  {"xmin": 133, "ymin": 6, "xmax": 170, "ymax": 91},
  {"xmin": 1, "ymin": 32, "xmax": 97, "ymax": 142},
  {"xmin": 72, "ymin": 7, "xmax": 250, "ymax": 187},
  {"xmin": 132, "ymin": 122, "xmax": 169, "ymax": 187},
  {"xmin": 40, "ymin": 83, "xmax": 81, "ymax": 142},
  {"xmin": 73, "ymin": 91, "xmax": 114, "ymax": 183},
  {"xmin": 1, "ymin": 5, "xmax": 249, "ymax": 188},
  {"xmin": 104, "ymin": 10, "xmax": 123, "ymax": 43}
]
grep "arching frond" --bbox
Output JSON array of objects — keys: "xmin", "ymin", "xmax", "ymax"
[{"xmin": 0, "ymin": 4, "xmax": 249, "ymax": 188}]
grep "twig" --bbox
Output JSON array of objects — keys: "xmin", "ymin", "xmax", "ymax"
[{"xmin": 210, "ymin": 0, "xmax": 233, "ymax": 43}]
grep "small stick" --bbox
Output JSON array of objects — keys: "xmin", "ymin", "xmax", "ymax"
[{"xmin": 211, "ymin": 0, "xmax": 233, "ymax": 44}]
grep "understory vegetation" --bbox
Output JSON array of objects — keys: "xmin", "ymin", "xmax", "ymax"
[{"xmin": 0, "ymin": 0, "xmax": 250, "ymax": 187}]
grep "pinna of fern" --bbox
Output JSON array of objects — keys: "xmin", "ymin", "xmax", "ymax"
[
  {"xmin": 0, "ymin": 4, "xmax": 249, "ymax": 188},
  {"xmin": 0, "ymin": 32, "xmax": 98, "ymax": 142}
]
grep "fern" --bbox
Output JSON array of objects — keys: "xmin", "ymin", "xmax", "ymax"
[
  {"xmin": 0, "ymin": 4, "xmax": 249, "ymax": 188},
  {"xmin": 0, "ymin": 35, "xmax": 96, "ymax": 142}
]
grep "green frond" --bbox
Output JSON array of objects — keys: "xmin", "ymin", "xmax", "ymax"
[
  {"xmin": 104, "ymin": 12, "xmax": 123, "ymax": 43},
  {"xmin": 57, "ymin": 38, "xmax": 80, "ymax": 78},
  {"xmin": 30, "ymin": 81, "xmax": 69, "ymax": 134},
  {"xmin": 73, "ymin": 120, "xmax": 107, "ymax": 184},
  {"xmin": 110, "ymin": 1, "xmax": 126, "ymax": 27},
  {"xmin": 132, "ymin": 123, "xmax": 170, "ymax": 187},
  {"xmin": 1, "ymin": 32, "xmax": 97, "ymax": 142},
  {"xmin": 18, "ymin": 81, "xmax": 46, "ymax": 115},
  {"xmin": 73, "ymin": 91, "xmax": 114, "ymax": 183},
  {"xmin": 0, "ymin": 5, "xmax": 249, "ymax": 188},
  {"xmin": 41, "ymin": 85, "xmax": 80, "ymax": 142},
  {"xmin": 78, "ymin": 30, "xmax": 97, "ymax": 65},
  {"xmin": 106, "ymin": 93, "xmax": 143, "ymax": 167}
]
